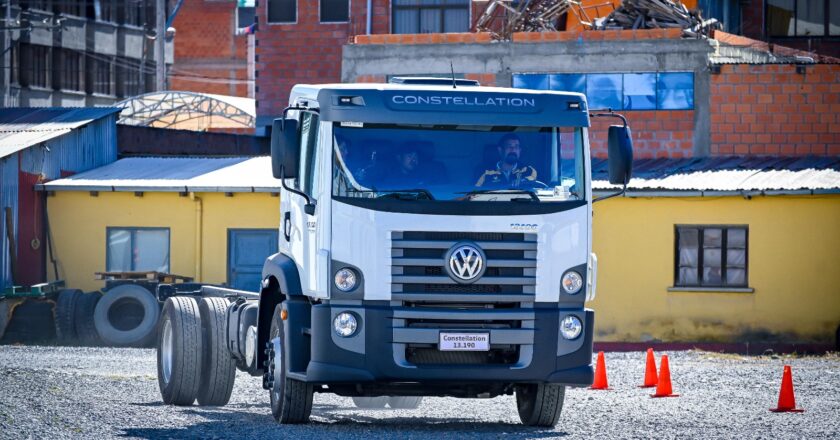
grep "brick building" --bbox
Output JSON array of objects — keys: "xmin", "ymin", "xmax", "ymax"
[
  {"xmin": 342, "ymin": 29, "xmax": 839, "ymax": 158},
  {"xmin": 253, "ymin": 0, "xmax": 839, "ymax": 135},
  {"xmin": 169, "ymin": 0, "xmax": 255, "ymax": 97}
]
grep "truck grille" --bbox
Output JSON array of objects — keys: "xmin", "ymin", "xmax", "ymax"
[{"xmin": 390, "ymin": 231, "xmax": 537, "ymax": 367}]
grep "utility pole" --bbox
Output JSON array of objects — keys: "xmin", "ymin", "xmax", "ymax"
[{"xmin": 156, "ymin": 0, "xmax": 165, "ymax": 91}]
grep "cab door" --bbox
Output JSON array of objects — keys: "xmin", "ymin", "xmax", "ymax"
[{"xmin": 282, "ymin": 110, "xmax": 329, "ymax": 298}]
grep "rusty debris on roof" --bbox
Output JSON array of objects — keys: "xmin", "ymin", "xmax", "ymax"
[
  {"xmin": 591, "ymin": 0, "xmax": 720, "ymax": 37},
  {"xmin": 475, "ymin": 0, "xmax": 585, "ymax": 41}
]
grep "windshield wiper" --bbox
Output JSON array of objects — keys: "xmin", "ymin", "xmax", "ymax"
[
  {"xmin": 347, "ymin": 188, "xmax": 435, "ymax": 200},
  {"xmin": 457, "ymin": 189, "xmax": 540, "ymax": 202}
]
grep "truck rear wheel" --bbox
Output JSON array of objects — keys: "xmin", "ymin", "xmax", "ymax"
[
  {"xmin": 157, "ymin": 296, "xmax": 203, "ymax": 406},
  {"xmin": 515, "ymin": 384, "xmax": 565, "ymax": 427},
  {"xmin": 196, "ymin": 297, "xmax": 236, "ymax": 406},
  {"xmin": 267, "ymin": 303, "xmax": 313, "ymax": 424}
]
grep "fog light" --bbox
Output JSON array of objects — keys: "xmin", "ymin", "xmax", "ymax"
[
  {"xmin": 333, "ymin": 312, "xmax": 358, "ymax": 337},
  {"xmin": 560, "ymin": 315, "xmax": 582, "ymax": 340},
  {"xmin": 334, "ymin": 268, "xmax": 358, "ymax": 292},
  {"xmin": 562, "ymin": 271, "xmax": 583, "ymax": 295}
]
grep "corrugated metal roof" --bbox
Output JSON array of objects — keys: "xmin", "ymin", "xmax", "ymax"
[
  {"xmin": 0, "ymin": 107, "xmax": 122, "ymax": 159},
  {"xmin": 40, "ymin": 156, "xmax": 281, "ymax": 193},
  {"xmin": 592, "ymin": 156, "xmax": 840, "ymax": 194}
]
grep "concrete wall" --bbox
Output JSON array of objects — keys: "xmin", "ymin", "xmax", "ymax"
[
  {"xmin": 343, "ymin": 32, "xmax": 713, "ymax": 158},
  {"xmin": 590, "ymin": 194, "xmax": 840, "ymax": 344},
  {"xmin": 46, "ymin": 191, "xmax": 280, "ymax": 291}
]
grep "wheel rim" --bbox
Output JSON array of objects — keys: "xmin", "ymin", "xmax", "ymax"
[
  {"xmin": 161, "ymin": 319, "xmax": 173, "ymax": 384},
  {"xmin": 270, "ymin": 336, "xmax": 283, "ymax": 403}
]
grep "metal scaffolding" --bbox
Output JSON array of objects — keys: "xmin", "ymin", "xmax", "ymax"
[{"xmin": 116, "ymin": 91, "xmax": 255, "ymax": 131}]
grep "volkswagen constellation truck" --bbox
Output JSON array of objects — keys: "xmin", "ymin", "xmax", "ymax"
[{"xmin": 155, "ymin": 78, "xmax": 632, "ymax": 427}]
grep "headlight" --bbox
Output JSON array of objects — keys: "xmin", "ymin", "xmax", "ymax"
[
  {"xmin": 333, "ymin": 312, "xmax": 358, "ymax": 337},
  {"xmin": 561, "ymin": 270, "xmax": 583, "ymax": 295},
  {"xmin": 560, "ymin": 315, "xmax": 582, "ymax": 340},
  {"xmin": 334, "ymin": 268, "xmax": 358, "ymax": 292}
]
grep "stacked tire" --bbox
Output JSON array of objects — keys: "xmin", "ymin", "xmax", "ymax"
[
  {"xmin": 157, "ymin": 296, "xmax": 236, "ymax": 407},
  {"xmin": 94, "ymin": 284, "xmax": 160, "ymax": 347},
  {"xmin": 54, "ymin": 289, "xmax": 83, "ymax": 344},
  {"xmin": 75, "ymin": 291, "xmax": 103, "ymax": 346}
]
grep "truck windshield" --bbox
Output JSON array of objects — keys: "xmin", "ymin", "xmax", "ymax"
[{"xmin": 332, "ymin": 123, "xmax": 585, "ymax": 202}]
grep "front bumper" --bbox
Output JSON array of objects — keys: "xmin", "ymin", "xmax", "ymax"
[{"xmin": 305, "ymin": 302, "xmax": 594, "ymax": 387}]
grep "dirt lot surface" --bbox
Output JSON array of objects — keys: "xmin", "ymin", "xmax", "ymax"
[{"xmin": 0, "ymin": 346, "xmax": 837, "ymax": 439}]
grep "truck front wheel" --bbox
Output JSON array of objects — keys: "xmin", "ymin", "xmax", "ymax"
[
  {"xmin": 267, "ymin": 303, "xmax": 313, "ymax": 424},
  {"xmin": 515, "ymin": 384, "xmax": 565, "ymax": 427}
]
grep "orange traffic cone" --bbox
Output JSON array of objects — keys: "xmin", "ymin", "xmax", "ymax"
[
  {"xmin": 770, "ymin": 365, "xmax": 804, "ymax": 413},
  {"xmin": 639, "ymin": 348, "xmax": 658, "ymax": 388},
  {"xmin": 650, "ymin": 354, "xmax": 679, "ymax": 398},
  {"xmin": 591, "ymin": 351, "xmax": 610, "ymax": 390}
]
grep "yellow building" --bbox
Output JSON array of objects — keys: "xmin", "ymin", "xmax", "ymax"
[
  {"xmin": 41, "ymin": 157, "xmax": 281, "ymax": 292},
  {"xmin": 40, "ymin": 156, "xmax": 840, "ymax": 347},
  {"xmin": 590, "ymin": 157, "xmax": 840, "ymax": 347}
]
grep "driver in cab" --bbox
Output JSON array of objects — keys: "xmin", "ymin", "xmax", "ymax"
[{"xmin": 474, "ymin": 134, "xmax": 538, "ymax": 188}]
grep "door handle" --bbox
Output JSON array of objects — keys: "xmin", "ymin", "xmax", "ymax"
[{"xmin": 283, "ymin": 211, "xmax": 291, "ymax": 242}]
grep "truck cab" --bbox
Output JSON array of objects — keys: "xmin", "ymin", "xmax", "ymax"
[{"xmin": 155, "ymin": 79, "xmax": 632, "ymax": 427}]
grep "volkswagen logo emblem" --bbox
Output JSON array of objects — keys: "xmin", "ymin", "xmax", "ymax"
[{"xmin": 444, "ymin": 242, "xmax": 487, "ymax": 284}]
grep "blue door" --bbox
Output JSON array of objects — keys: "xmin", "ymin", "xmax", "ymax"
[{"xmin": 228, "ymin": 229, "xmax": 279, "ymax": 292}]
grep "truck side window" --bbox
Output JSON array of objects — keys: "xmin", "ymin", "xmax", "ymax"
[{"xmin": 298, "ymin": 112, "xmax": 320, "ymax": 197}]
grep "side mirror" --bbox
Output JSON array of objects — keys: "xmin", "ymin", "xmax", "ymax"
[
  {"xmin": 607, "ymin": 125, "xmax": 633, "ymax": 185},
  {"xmin": 270, "ymin": 117, "xmax": 300, "ymax": 179}
]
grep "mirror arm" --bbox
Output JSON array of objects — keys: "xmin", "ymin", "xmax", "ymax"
[
  {"xmin": 280, "ymin": 166, "xmax": 315, "ymax": 209},
  {"xmin": 589, "ymin": 109, "xmax": 628, "ymax": 127},
  {"xmin": 593, "ymin": 184, "xmax": 627, "ymax": 204}
]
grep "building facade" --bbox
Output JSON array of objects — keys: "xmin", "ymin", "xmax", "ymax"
[
  {"xmin": 1, "ymin": 0, "xmax": 172, "ymax": 107},
  {"xmin": 41, "ymin": 157, "xmax": 282, "ymax": 292}
]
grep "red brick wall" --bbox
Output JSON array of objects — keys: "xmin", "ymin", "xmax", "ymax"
[
  {"xmin": 170, "ymin": 0, "xmax": 250, "ymax": 97},
  {"xmin": 589, "ymin": 111, "xmax": 694, "ymax": 159},
  {"xmin": 710, "ymin": 64, "xmax": 840, "ymax": 156},
  {"xmin": 256, "ymin": 0, "xmax": 391, "ymax": 116}
]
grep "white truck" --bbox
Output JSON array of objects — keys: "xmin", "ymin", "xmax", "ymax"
[{"xmin": 155, "ymin": 78, "xmax": 633, "ymax": 427}]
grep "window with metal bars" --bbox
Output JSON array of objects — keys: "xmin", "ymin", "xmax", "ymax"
[
  {"xmin": 118, "ymin": 58, "xmax": 145, "ymax": 97},
  {"xmin": 19, "ymin": 44, "xmax": 51, "ymax": 89},
  {"xmin": 88, "ymin": 55, "xmax": 115, "ymax": 95},
  {"xmin": 57, "ymin": 48, "xmax": 84, "ymax": 92},
  {"xmin": 675, "ymin": 225, "xmax": 748, "ymax": 288}
]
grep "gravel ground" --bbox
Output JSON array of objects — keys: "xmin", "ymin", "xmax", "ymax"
[{"xmin": 0, "ymin": 346, "xmax": 837, "ymax": 439}]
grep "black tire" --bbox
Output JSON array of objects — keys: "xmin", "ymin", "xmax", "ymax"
[
  {"xmin": 0, "ymin": 299, "xmax": 9, "ymax": 342},
  {"xmin": 196, "ymin": 297, "xmax": 236, "ymax": 406},
  {"xmin": 351, "ymin": 397, "xmax": 389, "ymax": 409},
  {"xmin": 54, "ymin": 289, "xmax": 82, "ymax": 344},
  {"xmin": 268, "ymin": 303, "xmax": 313, "ymax": 424},
  {"xmin": 74, "ymin": 292, "xmax": 103, "ymax": 346},
  {"xmin": 387, "ymin": 396, "xmax": 423, "ymax": 409},
  {"xmin": 157, "ymin": 296, "xmax": 203, "ymax": 406},
  {"xmin": 94, "ymin": 284, "xmax": 160, "ymax": 347},
  {"xmin": 515, "ymin": 384, "xmax": 565, "ymax": 427}
]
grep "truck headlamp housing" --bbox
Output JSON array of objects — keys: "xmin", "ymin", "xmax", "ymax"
[
  {"xmin": 334, "ymin": 268, "xmax": 358, "ymax": 292},
  {"xmin": 560, "ymin": 315, "xmax": 583, "ymax": 340},
  {"xmin": 333, "ymin": 312, "xmax": 358, "ymax": 337},
  {"xmin": 561, "ymin": 270, "xmax": 583, "ymax": 295}
]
